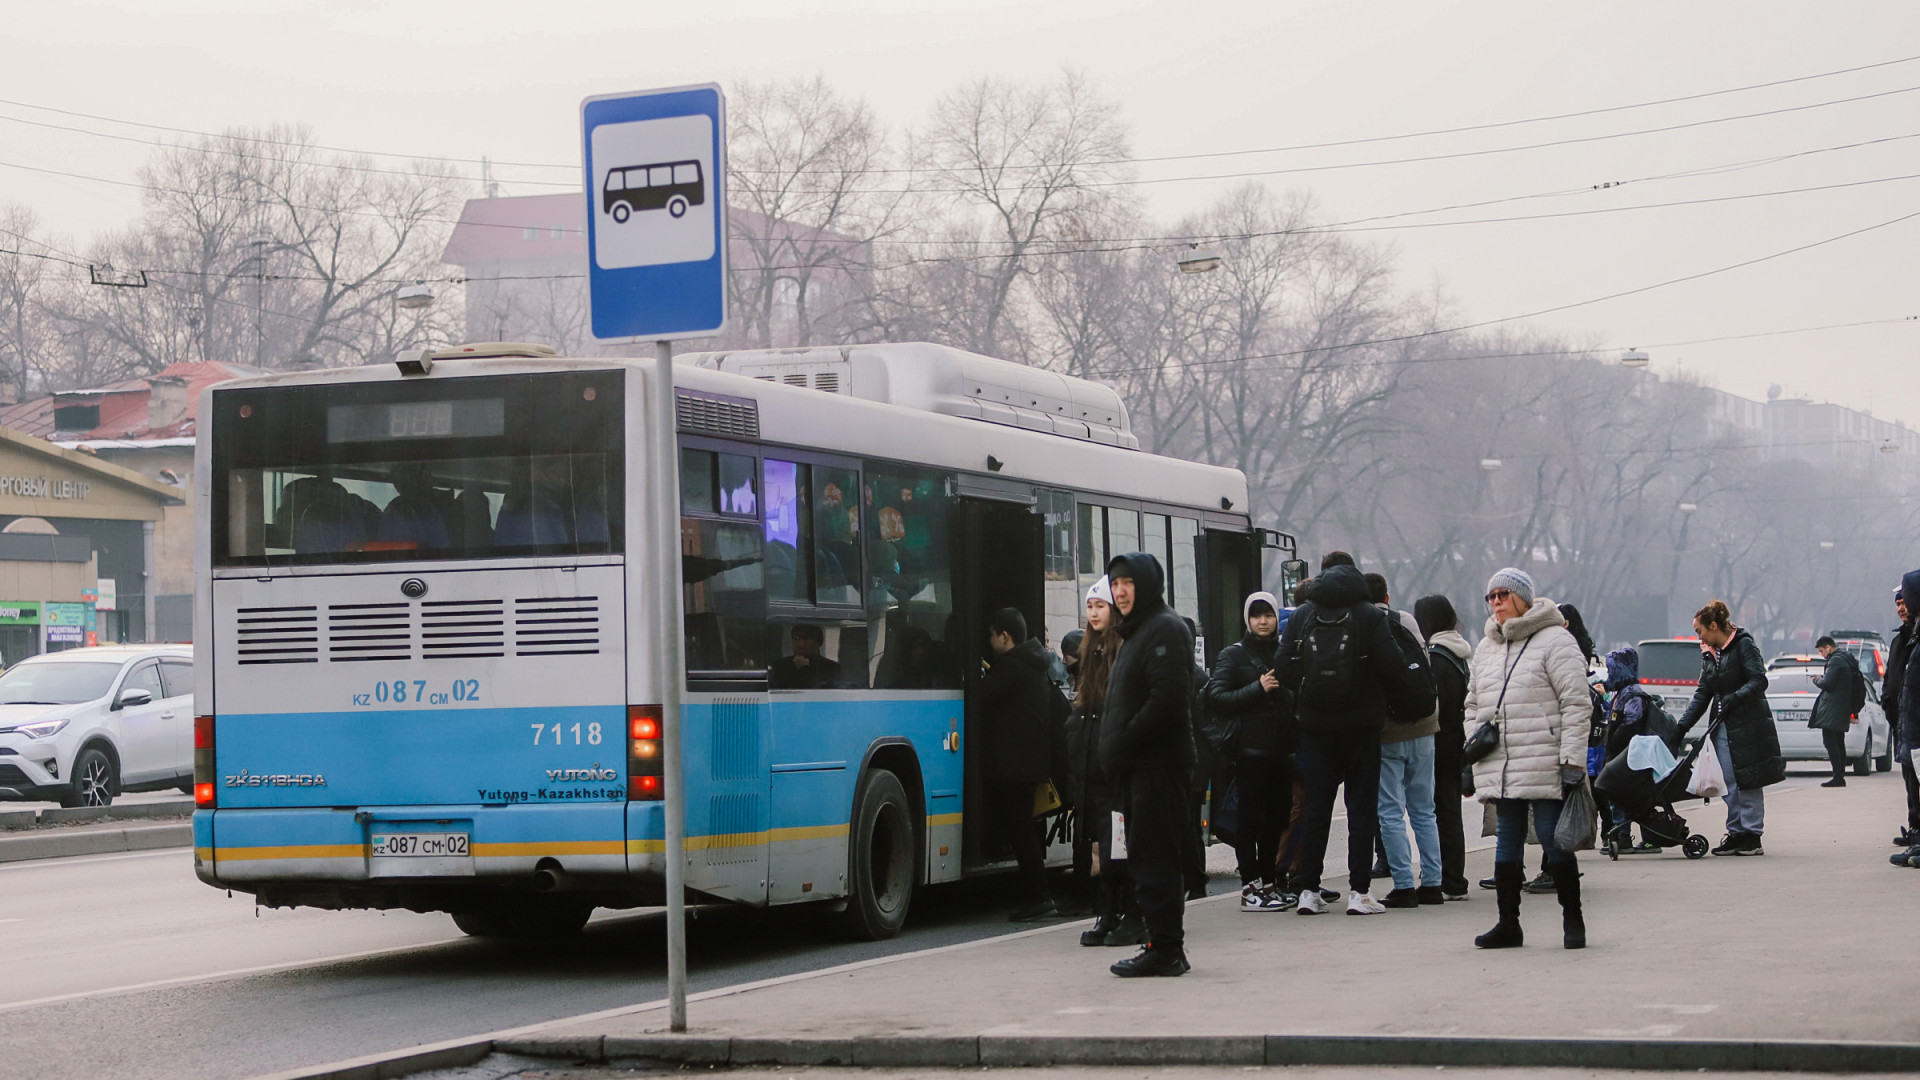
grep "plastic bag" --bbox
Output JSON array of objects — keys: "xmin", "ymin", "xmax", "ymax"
[
  {"xmin": 1211, "ymin": 780, "xmax": 1241, "ymax": 848},
  {"xmin": 1688, "ymin": 736, "xmax": 1728, "ymax": 798},
  {"xmin": 1554, "ymin": 780, "xmax": 1598, "ymax": 851},
  {"xmin": 1110, "ymin": 810, "xmax": 1128, "ymax": 860}
]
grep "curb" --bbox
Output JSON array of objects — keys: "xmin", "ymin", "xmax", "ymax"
[
  {"xmin": 0, "ymin": 821, "xmax": 192, "ymax": 864},
  {"xmin": 241, "ymin": 1034, "xmax": 493, "ymax": 1080},
  {"xmin": 486, "ymin": 1032, "xmax": 1920, "ymax": 1073}
]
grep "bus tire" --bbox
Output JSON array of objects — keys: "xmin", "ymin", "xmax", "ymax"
[
  {"xmin": 668, "ymin": 195, "xmax": 689, "ymax": 218},
  {"xmin": 837, "ymin": 768, "xmax": 914, "ymax": 941},
  {"xmin": 612, "ymin": 202, "xmax": 631, "ymax": 223}
]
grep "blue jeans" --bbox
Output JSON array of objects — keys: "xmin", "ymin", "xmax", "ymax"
[
  {"xmin": 1494, "ymin": 797, "xmax": 1571, "ymax": 865},
  {"xmin": 1714, "ymin": 724, "xmax": 1764, "ymax": 836},
  {"xmin": 1378, "ymin": 734, "xmax": 1441, "ymax": 889}
]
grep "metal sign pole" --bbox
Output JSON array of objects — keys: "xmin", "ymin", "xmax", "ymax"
[{"xmin": 655, "ymin": 337, "xmax": 689, "ymax": 1032}]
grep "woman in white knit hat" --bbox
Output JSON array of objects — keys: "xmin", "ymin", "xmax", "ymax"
[
  {"xmin": 1067, "ymin": 576, "xmax": 1144, "ymax": 947},
  {"xmin": 1464, "ymin": 567, "xmax": 1594, "ymax": 950}
]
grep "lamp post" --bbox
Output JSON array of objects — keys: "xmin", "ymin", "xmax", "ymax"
[
  {"xmin": 1176, "ymin": 244, "xmax": 1222, "ymax": 274},
  {"xmin": 1619, "ymin": 348, "xmax": 1650, "ymax": 368}
]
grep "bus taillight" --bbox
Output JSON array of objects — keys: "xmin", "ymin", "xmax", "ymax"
[
  {"xmin": 628, "ymin": 705, "xmax": 663, "ymax": 800},
  {"xmin": 193, "ymin": 716, "xmax": 215, "ymax": 807}
]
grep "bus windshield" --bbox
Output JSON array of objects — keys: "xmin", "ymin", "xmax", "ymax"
[
  {"xmin": 1637, "ymin": 641, "xmax": 1704, "ymax": 684},
  {"xmin": 212, "ymin": 369, "xmax": 624, "ymax": 566}
]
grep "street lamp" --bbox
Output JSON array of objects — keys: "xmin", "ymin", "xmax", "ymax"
[
  {"xmin": 1678, "ymin": 502, "xmax": 1698, "ymax": 513},
  {"xmin": 1619, "ymin": 348, "xmax": 1650, "ymax": 368},
  {"xmin": 1819, "ymin": 540, "xmax": 1836, "ymax": 549},
  {"xmin": 1177, "ymin": 244, "xmax": 1222, "ymax": 274},
  {"xmin": 1479, "ymin": 458, "xmax": 1503, "ymax": 471},
  {"xmin": 1881, "ymin": 439, "xmax": 1900, "ymax": 454},
  {"xmin": 397, "ymin": 283, "xmax": 437, "ymax": 310}
]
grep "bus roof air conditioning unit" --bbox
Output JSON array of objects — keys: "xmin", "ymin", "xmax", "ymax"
[{"xmin": 682, "ymin": 342, "xmax": 1137, "ymax": 449}]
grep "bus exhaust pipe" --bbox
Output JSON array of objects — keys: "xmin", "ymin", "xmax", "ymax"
[{"xmin": 531, "ymin": 865, "xmax": 571, "ymax": 893}]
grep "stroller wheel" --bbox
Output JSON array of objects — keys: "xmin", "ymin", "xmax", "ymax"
[{"xmin": 1683, "ymin": 834, "xmax": 1710, "ymax": 860}]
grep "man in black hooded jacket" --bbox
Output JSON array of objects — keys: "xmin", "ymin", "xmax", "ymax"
[
  {"xmin": 1096, "ymin": 551, "xmax": 1195, "ymax": 976},
  {"xmin": 1275, "ymin": 562, "xmax": 1411, "ymax": 914}
]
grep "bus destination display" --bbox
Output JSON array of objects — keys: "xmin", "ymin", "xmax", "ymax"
[{"xmin": 326, "ymin": 399, "xmax": 506, "ymax": 443}]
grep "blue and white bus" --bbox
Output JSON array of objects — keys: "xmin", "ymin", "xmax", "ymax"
[{"xmin": 192, "ymin": 340, "xmax": 1282, "ymax": 938}]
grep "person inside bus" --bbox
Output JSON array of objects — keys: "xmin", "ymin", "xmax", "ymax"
[
  {"xmin": 495, "ymin": 456, "xmax": 609, "ymax": 549},
  {"xmin": 769, "ymin": 624, "xmax": 843, "ymax": 690},
  {"xmin": 979, "ymin": 606, "xmax": 1058, "ymax": 921},
  {"xmin": 277, "ymin": 474, "xmax": 379, "ymax": 554},
  {"xmin": 376, "ymin": 464, "xmax": 457, "ymax": 551}
]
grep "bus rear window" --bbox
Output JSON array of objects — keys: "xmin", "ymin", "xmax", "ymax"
[
  {"xmin": 212, "ymin": 370, "xmax": 623, "ymax": 566},
  {"xmin": 1637, "ymin": 642, "xmax": 1704, "ymax": 683}
]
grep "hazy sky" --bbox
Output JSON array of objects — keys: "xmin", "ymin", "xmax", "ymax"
[{"xmin": 8, "ymin": 1, "xmax": 1918, "ymax": 422}]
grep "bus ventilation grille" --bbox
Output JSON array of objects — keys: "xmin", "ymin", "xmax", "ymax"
[
  {"xmin": 422, "ymin": 598, "xmax": 504, "ymax": 659},
  {"xmin": 676, "ymin": 390, "xmax": 759, "ymax": 438},
  {"xmin": 706, "ymin": 793, "xmax": 761, "ymax": 865},
  {"xmin": 328, "ymin": 602, "xmax": 412, "ymax": 663},
  {"xmin": 234, "ymin": 605, "xmax": 318, "ymax": 665},
  {"xmin": 514, "ymin": 596, "xmax": 599, "ymax": 656}
]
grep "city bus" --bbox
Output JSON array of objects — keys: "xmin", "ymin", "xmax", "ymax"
[{"xmin": 192, "ymin": 340, "xmax": 1283, "ymax": 939}]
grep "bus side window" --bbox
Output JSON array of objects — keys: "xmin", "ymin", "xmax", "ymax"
[
  {"xmin": 674, "ymin": 163, "xmax": 700, "ymax": 185},
  {"xmin": 1171, "ymin": 517, "xmax": 1199, "ymax": 621},
  {"xmin": 767, "ymin": 620, "xmax": 868, "ymax": 690},
  {"xmin": 813, "ymin": 466, "xmax": 860, "ymax": 607},
  {"xmin": 865, "ymin": 466, "xmax": 958, "ymax": 690},
  {"xmin": 682, "ymin": 518, "xmax": 765, "ymax": 676},
  {"xmin": 764, "ymin": 460, "xmax": 811, "ymax": 605}
]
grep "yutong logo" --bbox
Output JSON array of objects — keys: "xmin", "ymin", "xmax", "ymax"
[
  {"xmin": 547, "ymin": 764, "xmax": 619, "ymax": 783},
  {"xmin": 478, "ymin": 764, "xmax": 623, "ymax": 804}
]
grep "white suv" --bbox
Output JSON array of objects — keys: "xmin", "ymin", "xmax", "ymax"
[{"xmin": 0, "ymin": 645, "xmax": 195, "ymax": 808}]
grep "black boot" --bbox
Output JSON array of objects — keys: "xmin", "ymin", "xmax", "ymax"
[
  {"xmin": 1081, "ymin": 880, "xmax": 1117, "ymax": 947},
  {"xmin": 1474, "ymin": 861, "xmax": 1524, "ymax": 949},
  {"xmin": 1552, "ymin": 859, "xmax": 1585, "ymax": 949},
  {"xmin": 1110, "ymin": 942, "xmax": 1190, "ymax": 977}
]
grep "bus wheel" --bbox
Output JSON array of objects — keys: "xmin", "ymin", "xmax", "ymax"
[
  {"xmin": 612, "ymin": 203, "xmax": 631, "ymax": 223},
  {"xmin": 668, "ymin": 195, "xmax": 689, "ymax": 218},
  {"xmin": 838, "ymin": 768, "xmax": 914, "ymax": 941},
  {"xmin": 453, "ymin": 898, "xmax": 592, "ymax": 939}
]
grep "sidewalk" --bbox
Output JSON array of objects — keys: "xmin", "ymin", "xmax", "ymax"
[
  {"xmin": 0, "ymin": 795, "xmax": 192, "ymax": 862},
  {"xmin": 502, "ymin": 773, "xmax": 1920, "ymax": 1070}
]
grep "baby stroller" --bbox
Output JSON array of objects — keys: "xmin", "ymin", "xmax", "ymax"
[{"xmin": 1592, "ymin": 719, "xmax": 1719, "ymax": 860}]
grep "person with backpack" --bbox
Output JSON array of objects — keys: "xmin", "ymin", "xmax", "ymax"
[
  {"xmin": 979, "ymin": 606, "xmax": 1059, "ymax": 921},
  {"xmin": 1598, "ymin": 646, "xmax": 1671, "ymax": 853},
  {"xmin": 1099, "ymin": 553, "xmax": 1196, "ymax": 977},
  {"xmin": 1415, "ymin": 595, "xmax": 1473, "ymax": 900},
  {"xmin": 1810, "ymin": 636, "xmax": 1866, "ymax": 788},
  {"xmin": 1277, "ymin": 557, "xmax": 1426, "ymax": 916},
  {"xmin": 1204, "ymin": 591, "xmax": 1295, "ymax": 912},
  {"xmin": 1366, "ymin": 574, "xmax": 1443, "ymax": 909},
  {"xmin": 1467, "ymin": 568, "xmax": 1595, "ymax": 950}
]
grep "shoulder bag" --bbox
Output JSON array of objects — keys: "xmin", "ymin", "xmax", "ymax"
[{"xmin": 1462, "ymin": 637, "xmax": 1533, "ymax": 766}]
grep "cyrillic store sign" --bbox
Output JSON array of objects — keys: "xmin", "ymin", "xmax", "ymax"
[{"xmin": 0, "ymin": 476, "xmax": 91, "ymax": 500}]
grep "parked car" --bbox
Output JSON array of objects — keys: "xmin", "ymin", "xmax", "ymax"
[
  {"xmin": 1827, "ymin": 630, "xmax": 1890, "ymax": 684},
  {"xmin": 1764, "ymin": 657, "xmax": 1891, "ymax": 776},
  {"xmin": 0, "ymin": 645, "xmax": 194, "ymax": 807}
]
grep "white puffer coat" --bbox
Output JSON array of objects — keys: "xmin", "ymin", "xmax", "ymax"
[{"xmin": 1465, "ymin": 597, "xmax": 1592, "ymax": 801}]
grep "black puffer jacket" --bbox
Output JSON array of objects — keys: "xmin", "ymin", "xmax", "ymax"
[
  {"xmin": 1096, "ymin": 552, "xmax": 1196, "ymax": 779},
  {"xmin": 1204, "ymin": 632, "xmax": 1291, "ymax": 755},
  {"xmin": 1888, "ymin": 619, "xmax": 1915, "ymax": 755},
  {"xmin": 979, "ymin": 637, "xmax": 1054, "ymax": 784},
  {"xmin": 1275, "ymin": 564, "xmax": 1407, "ymax": 733},
  {"xmin": 1675, "ymin": 627, "xmax": 1786, "ymax": 790}
]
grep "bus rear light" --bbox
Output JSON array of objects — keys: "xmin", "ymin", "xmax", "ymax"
[
  {"xmin": 193, "ymin": 716, "xmax": 215, "ymax": 808},
  {"xmin": 629, "ymin": 706, "xmax": 661, "ymax": 741},
  {"xmin": 629, "ymin": 775, "xmax": 662, "ymax": 799},
  {"xmin": 628, "ymin": 705, "xmax": 664, "ymax": 801},
  {"xmin": 632, "ymin": 740, "xmax": 660, "ymax": 759}
]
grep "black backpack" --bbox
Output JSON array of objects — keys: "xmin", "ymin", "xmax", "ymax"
[
  {"xmin": 1297, "ymin": 607, "xmax": 1364, "ymax": 712},
  {"xmin": 1382, "ymin": 616, "xmax": 1438, "ymax": 724}
]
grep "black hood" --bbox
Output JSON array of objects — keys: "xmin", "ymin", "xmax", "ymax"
[
  {"xmin": 1004, "ymin": 637, "xmax": 1052, "ymax": 672},
  {"xmin": 1107, "ymin": 551, "xmax": 1168, "ymax": 634},
  {"xmin": 1304, "ymin": 564, "xmax": 1369, "ymax": 607}
]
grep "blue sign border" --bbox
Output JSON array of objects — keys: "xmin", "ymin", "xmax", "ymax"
[{"xmin": 581, "ymin": 84, "xmax": 727, "ymax": 341}]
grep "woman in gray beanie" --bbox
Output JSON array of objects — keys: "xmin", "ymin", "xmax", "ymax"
[{"xmin": 1463, "ymin": 568, "xmax": 1594, "ymax": 949}]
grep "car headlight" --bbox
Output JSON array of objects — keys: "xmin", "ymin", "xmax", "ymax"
[{"xmin": 13, "ymin": 718, "xmax": 69, "ymax": 739}]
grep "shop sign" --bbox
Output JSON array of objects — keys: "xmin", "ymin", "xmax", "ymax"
[
  {"xmin": 0, "ymin": 602, "xmax": 40, "ymax": 625},
  {"xmin": 0, "ymin": 477, "xmax": 91, "ymax": 500},
  {"xmin": 44, "ymin": 601, "xmax": 93, "ymax": 628},
  {"xmin": 47, "ymin": 625, "xmax": 84, "ymax": 644},
  {"xmin": 95, "ymin": 579, "xmax": 116, "ymax": 611}
]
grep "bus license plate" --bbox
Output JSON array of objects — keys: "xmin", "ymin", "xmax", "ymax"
[
  {"xmin": 369, "ymin": 832, "xmax": 473, "ymax": 877},
  {"xmin": 372, "ymin": 832, "xmax": 469, "ymax": 857}
]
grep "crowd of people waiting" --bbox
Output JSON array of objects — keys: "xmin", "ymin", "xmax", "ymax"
[{"xmin": 978, "ymin": 547, "xmax": 1868, "ymax": 978}]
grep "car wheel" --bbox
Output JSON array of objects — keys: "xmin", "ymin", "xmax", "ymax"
[
  {"xmin": 836, "ymin": 768, "xmax": 915, "ymax": 941},
  {"xmin": 1877, "ymin": 742, "xmax": 1893, "ymax": 772},
  {"xmin": 1855, "ymin": 735, "xmax": 1873, "ymax": 776},
  {"xmin": 611, "ymin": 202, "xmax": 631, "ymax": 223},
  {"xmin": 60, "ymin": 746, "xmax": 115, "ymax": 808}
]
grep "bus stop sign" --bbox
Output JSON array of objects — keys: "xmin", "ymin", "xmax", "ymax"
[{"xmin": 582, "ymin": 84, "xmax": 727, "ymax": 341}]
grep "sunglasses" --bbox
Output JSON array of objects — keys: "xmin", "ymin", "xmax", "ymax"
[{"xmin": 1485, "ymin": 589, "xmax": 1514, "ymax": 605}]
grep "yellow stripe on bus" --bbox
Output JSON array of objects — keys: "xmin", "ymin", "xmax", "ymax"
[
  {"xmin": 215, "ymin": 844, "xmax": 365, "ymax": 862},
  {"xmin": 470, "ymin": 841, "xmax": 625, "ymax": 857},
  {"xmin": 625, "ymin": 825, "xmax": 850, "ymax": 856},
  {"xmin": 927, "ymin": 813, "xmax": 963, "ymax": 827}
]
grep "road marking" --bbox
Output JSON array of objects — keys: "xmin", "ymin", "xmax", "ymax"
[{"xmin": 0, "ymin": 918, "xmax": 22, "ymax": 924}]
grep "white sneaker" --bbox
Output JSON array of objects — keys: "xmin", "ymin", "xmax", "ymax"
[
  {"xmin": 1240, "ymin": 881, "xmax": 1288, "ymax": 912},
  {"xmin": 1346, "ymin": 891, "xmax": 1386, "ymax": 915},
  {"xmin": 1296, "ymin": 887, "xmax": 1326, "ymax": 915}
]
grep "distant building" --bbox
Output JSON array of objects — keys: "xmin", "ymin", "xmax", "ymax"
[
  {"xmin": 439, "ymin": 193, "xmax": 873, "ymax": 353},
  {"xmin": 0, "ymin": 360, "xmax": 261, "ymax": 644}
]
